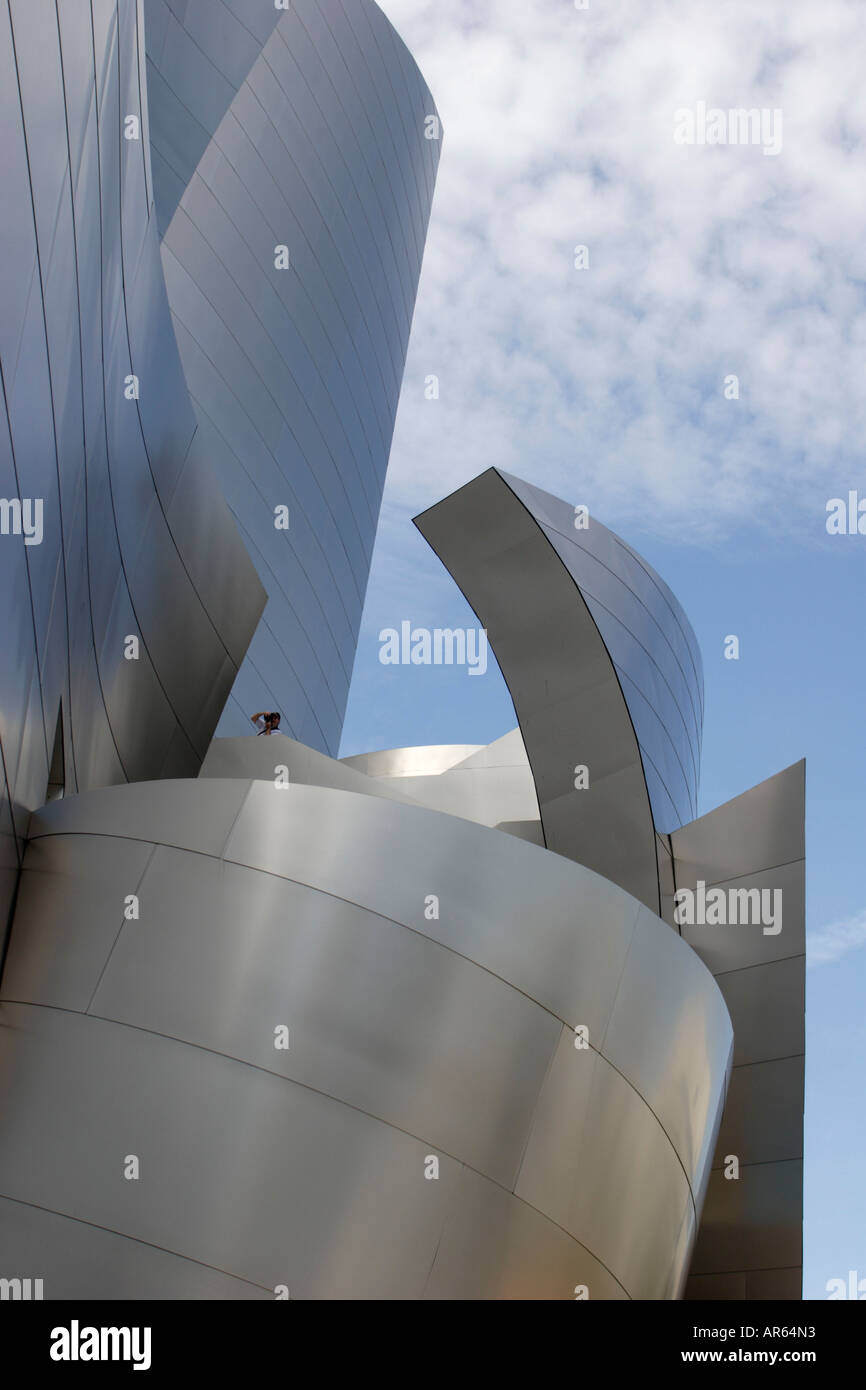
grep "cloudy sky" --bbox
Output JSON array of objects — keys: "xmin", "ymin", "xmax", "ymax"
[
  {"xmin": 341, "ymin": 0, "xmax": 866, "ymax": 1298},
  {"xmin": 379, "ymin": 0, "xmax": 866, "ymax": 535}
]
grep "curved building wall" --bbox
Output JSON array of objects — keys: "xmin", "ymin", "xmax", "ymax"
[
  {"xmin": 498, "ymin": 471, "xmax": 704, "ymax": 832},
  {"xmin": 416, "ymin": 468, "xmax": 703, "ymax": 853},
  {"xmin": 205, "ymin": 728, "xmax": 543, "ymax": 840},
  {"xmin": 342, "ymin": 728, "xmax": 544, "ymax": 842},
  {"xmin": 145, "ymin": 0, "xmax": 442, "ymax": 752},
  {"xmin": 0, "ymin": 775, "xmax": 732, "ymax": 1299},
  {"xmin": 0, "ymin": 0, "xmax": 265, "ymax": 941},
  {"xmin": 416, "ymin": 468, "xmax": 664, "ymax": 910}
]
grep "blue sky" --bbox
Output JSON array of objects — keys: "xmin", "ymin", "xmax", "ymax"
[{"xmin": 340, "ymin": 0, "xmax": 866, "ymax": 1297}]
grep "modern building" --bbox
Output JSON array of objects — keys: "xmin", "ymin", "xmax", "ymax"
[{"xmin": 0, "ymin": 2, "xmax": 802, "ymax": 1301}]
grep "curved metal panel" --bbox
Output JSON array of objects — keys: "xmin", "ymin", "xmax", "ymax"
[
  {"xmin": 342, "ymin": 744, "xmax": 486, "ymax": 778},
  {"xmin": 0, "ymin": 0, "xmax": 265, "ymax": 942},
  {"xmin": 601, "ymin": 903, "xmax": 732, "ymax": 1192},
  {"xmin": 142, "ymin": 0, "xmax": 284, "ymax": 236},
  {"xmin": 199, "ymin": 733, "xmax": 424, "ymax": 809},
  {"xmin": 146, "ymin": 0, "xmax": 442, "ymax": 752},
  {"xmin": 28, "ymin": 775, "xmax": 252, "ymax": 857},
  {"xmin": 0, "ymin": 775, "xmax": 731, "ymax": 1299},
  {"xmin": 414, "ymin": 468, "xmax": 662, "ymax": 910},
  {"xmin": 0, "ymin": 1195, "xmax": 270, "ymax": 1300},
  {"xmin": 499, "ymin": 469, "xmax": 704, "ymax": 761},
  {"xmin": 514, "ymin": 1026, "xmax": 696, "ymax": 1300},
  {"xmin": 339, "ymin": 730, "xmax": 543, "ymax": 838},
  {"xmin": 0, "ymin": 833, "xmax": 154, "ymax": 1013},
  {"xmin": 416, "ymin": 467, "xmax": 705, "ymax": 842},
  {"xmin": 88, "ymin": 846, "xmax": 563, "ymax": 1189},
  {"xmin": 216, "ymin": 780, "xmax": 647, "ymax": 1040},
  {"xmin": 0, "ymin": 1001, "xmax": 463, "ymax": 1300},
  {"xmin": 423, "ymin": 1167, "xmax": 629, "ymax": 1301},
  {"xmin": 386, "ymin": 765, "xmax": 542, "ymax": 839}
]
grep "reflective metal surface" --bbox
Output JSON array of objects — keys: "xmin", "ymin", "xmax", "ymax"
[
  {"xmin": 146, "ymin": 0, "xmax": 442, "ymax": 751},
  {"xmin": 342, "ymin": 743, "xmax": 487, "ymax": 778},
  {"xmin": 342, "ymin": 729, "xmax": 542, "ymax": 838},
  {"xmin": 415, "ymin": 468, "xmax": 666, "ymax": 910},
  {"xmin": 0, "ymin": 773, "xmax": 731, "ymax": 1298},
  {"xmin": 670, "ymin": 761, "xmax": 805, "ymax": 1301},
  {"xmin": 414, "ymin": 468, "xmax": 804, "ymax": 1301},
  {"xmin": 0, "ymin": 0, "xmax": 266, "ymax": 943},
  {"xmin": 200, "ymin": 732, "xmax": 425, "ymax": 807},
  {"xmin": 417, "ymin": 468, "xmax": 703, "ymax": 842},
  {"xmin": 0, "ymin": 0, "xmax": 441, "ymax": 944},
  {"xmin": 515, "ymin": 1028, "xmax": 697, "ymax": 1300},
  {"xmin": 0, "ymin": 1195, "xmax": 269, "ymax": 1300},
  {"xmin": 422, "ymin": 1167, "xmax": 630, "ymax": 1301},
  {"xmin": 499, "ymin": 470, "xmax": 703, "ymax": 829}
]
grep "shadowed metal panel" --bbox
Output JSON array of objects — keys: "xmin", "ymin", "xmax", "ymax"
[
  {"xmin": 687, "ymin": 1162, "xmax": 803, "ymax": 1282},
  {"xmin": 143, "ymin": 0, "xmax": 283, "ymax": 236},
  {"xmin": 0, "ymin": 774, "xmax": 731, "ymax": 1298},
  {"xmin": 0, "ymin": 0, "xmax": 265, "ymax": 946},
  {"xmin": 672, "ymin": 761, "xmax": 805, "ymax": 1301}
]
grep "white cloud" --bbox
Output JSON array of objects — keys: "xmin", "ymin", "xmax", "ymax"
[
  {"xmin": 808, "ymin": 909, "xmax": 866, "ymax": 967},
  {"xmin": 378, "ymin": 0, "xmax": 866, "ymax": 543}
]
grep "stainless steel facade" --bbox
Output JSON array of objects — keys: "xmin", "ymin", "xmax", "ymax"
[
  {"xmin": 415, "ymin": 468, "xmax": 702, "ymax": 860},
  {"xmin": 415, "ymin": 468, "xmax": 805, "ymax": 1299},
  {"xmin": 497, "ymin": 470, "xmax": 703, "ymax": 832},
  {"xmin": 343, "ymin": 728, "xmax": 544, "ymax": 842},
  {"xmin": 146, "ymin": 0, "xmax": 442, "ymax": 751},
  {"xmin": 415, "ymin": 468, "xmax": 689, "ymax": 912},
  {"xmin": 669, "ymin": 762, "xmax": 806, "ymax": 1300},
  {"xmin": 0, "ymin": 771, "xmax": 731, "ymax": 1299},
  {"xmin": 205, "ymin": 727, "xmax": 543, "ymax": 838},
  {"xmin": 0, "ymin": 0, "xmax": 266, "ymax": 944}
]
